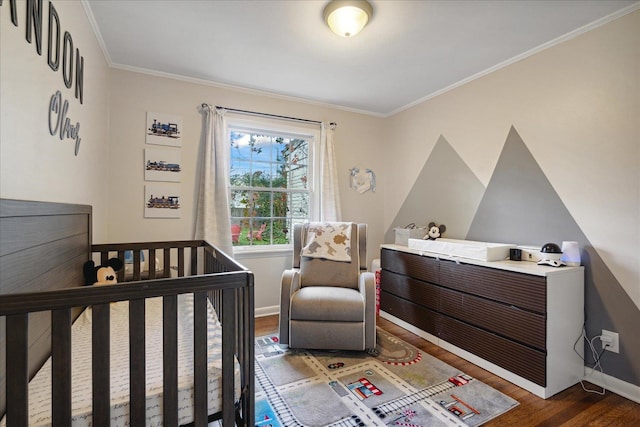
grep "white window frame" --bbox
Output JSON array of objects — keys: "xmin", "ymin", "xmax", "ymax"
[{"xmin": 226, "ymin": 115, "xmax": 321, "ymax": 254}]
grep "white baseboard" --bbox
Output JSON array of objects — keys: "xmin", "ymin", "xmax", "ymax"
[
  {"xmin": 255, "ymin": 305, "xmax": 279, "ymax": 318},
  {"xmin": 583, "ymin": 368, "xmax": 640, "ymax": 404}
]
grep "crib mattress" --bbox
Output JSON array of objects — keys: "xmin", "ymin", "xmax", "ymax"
[{"xmin": 1, "ymin": 294, "xmax": 240, "ymax": 426}]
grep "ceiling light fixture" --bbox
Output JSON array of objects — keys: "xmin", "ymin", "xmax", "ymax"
[{"xmin": 323, "ymin": 0, "xmax": 373, "ymax": 38}]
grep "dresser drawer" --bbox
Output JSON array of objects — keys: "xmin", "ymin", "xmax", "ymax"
[
  {"xmin": 439, "ymin": 259, "xmax": 547, "ymax": 314},
  {"xmin": 439, "ymin": 316, "xmax": 546, "ymax": 386},
  {"xmin": 380, "ymin": 270, "xmax": 439, "ymax": 312},
  {"xmin": 439, "ymin": 287, "xmax": 546, "ymax": 351},
  {"xmin": 381, "ymin": 248, "xmax": 439, "ymax": 284},
  {"xmin": 380, "ymin": 291, "xmax": 439, "ymax": 336}
]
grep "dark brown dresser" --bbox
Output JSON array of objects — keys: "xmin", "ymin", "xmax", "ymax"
[{"xmin": 379, "ymin": 244, "xmax": 584, "ymax": 398}]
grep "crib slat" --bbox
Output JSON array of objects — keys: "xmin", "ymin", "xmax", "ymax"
[
  {"xmin": 100, "ymin": 251, "xmax": 109, "ymax": 266},
  {"xmin": 177, "ymin": 247, "xmax": 185, "ymax": 276},
  {"xmin": 148, "ymin": 249, "xmax": 156, "ymax": 279},
  {"xmin": 52, "ymin": 309, "xmax": 72, "ymax": 425},
  {"xmin": 133, "ymin": 250, "xmax": 141, "ymax": 281},
  {"xmin": 243, "ymin": 284, "xmax": 256, "ymax": 426},
  {"xmin": 117, "ymin": 250, "xmax": 126, "ymax": 282},
  {"xmin": 163, "ymin": 247, "xmax": 171, "ymax": 278},
  {"xmin": 129, "ymin": 299, "xmax": 146, "ymax": 425},
  {"xmin": 92, "ymin": 304, "xmax": 110, "ymax": 427},
  {"xmin": 6, "ymin": 314, "xmax": 28, "ymax": 426},
  {"xmin": 163, "ymin": 295, "xmax": 178, "ymax": 425},
  {"xmin": 190, "ymin": 245, "xmax": 198, "ymax": 275},
  {"xmin": 193, "ymin": 292, "xmax": 208, "ymax": 427},
  {"xmin": 222, "ymin": 288, "xmax": 236, "ymax": 426}
]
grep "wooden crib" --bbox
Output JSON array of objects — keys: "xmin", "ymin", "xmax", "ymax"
[{"xmin": 0, "ymin": 199, "xmax": 254, "ymax": 426}]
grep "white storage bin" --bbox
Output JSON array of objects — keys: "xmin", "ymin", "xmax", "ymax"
[{"xmin": 394, "ymin": 226, "xmax": 427, "ymax": 246}]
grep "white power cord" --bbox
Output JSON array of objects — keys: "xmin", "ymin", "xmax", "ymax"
[{"xmin": 574, "ymin": 327, "xmax": 607, "ymax": 395}]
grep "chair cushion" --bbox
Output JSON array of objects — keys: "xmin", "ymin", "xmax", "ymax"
[
  {"xmin": 290, "ymin": 287, "xmax": 364, "ymax": 322},
  {"xmin": 299, "ymin": 257, "xmax": 359, "ymax": 289}
]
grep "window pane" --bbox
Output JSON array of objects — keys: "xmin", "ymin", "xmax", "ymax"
[
  {"xmin": 250, "ymin": 165, "xmax": 271, "ymax": 188},
  {"xmin": 252, "ymin": 135, "xmax": 276, "ymax": 163},
  {"xmin": 271, "ymin": 162, "xmax": 287, "ymax": 189},
  {"xmin": 272, "ymin": 218, "xmax": 291, "ymax": 245},
  {"xmin": 230, "ymin": 131, "xmax": 251, "ymax": 160},
  {"xmin": 230, "ymin": 161, "xmax": 252, "ymax": 186},
  {"xmin": 246, "ymin": 219, "xmax": 269, "ymax": 245},
  {"xmin": 249, "ymin": 191, "xmax": 272, "ymax": 218},
  {"xmin": 272, "ymin": 191, "xmax": 288, "ymax": 218},
  {"xmin": 289, "ymin": 163, "xmax": 308, "ymax": 189},
  {"xmin": 230, "ymin": 190, "xmax": 249, "ymax": 217},
  {"xmin": 289, "ymin": 139, "xmax": 308, "ymax": 166},
  {"xmin": 289, "ymin": 192, "xmax": 309, "ymax": 218},
  {"xmin": 229, "ymin": 125, "xmax": 311, "ymax": 247}
]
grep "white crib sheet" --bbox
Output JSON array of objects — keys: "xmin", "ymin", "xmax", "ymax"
[{"xmin": 1, "ymin": 294, "xmax": 240, "ymax": 426}]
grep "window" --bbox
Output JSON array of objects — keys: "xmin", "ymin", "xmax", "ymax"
[{"xmin": 228, "ymin": 117, "xmax": 319, "ymax": 249}]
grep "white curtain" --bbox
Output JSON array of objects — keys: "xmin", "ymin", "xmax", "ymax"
[
  {"xmin": 319, "ymin": 122, "xmax": 342, "ymax": 221},
  {"xmin": 195, "ymin": 106, "xmax": 233, "ymax": 255}
]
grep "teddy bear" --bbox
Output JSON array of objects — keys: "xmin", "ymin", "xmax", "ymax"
[
  {"xmin": 424, "ymin": 222, "xmax": 446, "ymax": 240},
  {"xmin": 83, "ymin": 258, "xmax": 123, "ymax": 286}
]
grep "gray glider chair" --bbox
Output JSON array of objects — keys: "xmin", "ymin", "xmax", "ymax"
[{"xmin": 279, "ymin": 222, "xmax": 376, "ymax": 351}]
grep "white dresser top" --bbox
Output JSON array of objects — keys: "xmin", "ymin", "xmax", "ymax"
[{"xmin": 381, "ymin": 244, "xmax": 584, "ymax": 278}]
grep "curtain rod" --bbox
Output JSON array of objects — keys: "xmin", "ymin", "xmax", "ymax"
[{"xmin": 201, "ymin": 103, "xmax": 336, "ymax": 128}]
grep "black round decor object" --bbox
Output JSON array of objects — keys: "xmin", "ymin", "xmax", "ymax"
[{"xmin": 540, "ymin": 243, "xmax": 562, "ymax": 254}]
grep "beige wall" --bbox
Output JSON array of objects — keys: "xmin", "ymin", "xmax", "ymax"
[
  {"xmin": 1, "ymin": 0, "xmax": 110, "ymax": 242},
  {"xmin": 384, "ymin": 11, "xmax": 640, "ymax": 309},
  {"xmin": 107, "ymin": 68, "xmax": 386, "ymax": 310},
  {"xmin": 0, "ymin": 1, "xmax": 109, "ymax": 239}
]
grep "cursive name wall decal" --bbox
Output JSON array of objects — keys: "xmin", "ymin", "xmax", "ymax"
[{"xmin": 49, "ymin": 90, "xmax": 82, "ymax": 155}]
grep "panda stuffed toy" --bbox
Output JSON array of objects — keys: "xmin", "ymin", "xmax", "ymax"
[
  {"xmin": 424, "ymin": 222, "xmax": 446, "ymax": 240},
  {"xmin": 83, "ymin": 258, "xmax": 123, "ymax": 286}
]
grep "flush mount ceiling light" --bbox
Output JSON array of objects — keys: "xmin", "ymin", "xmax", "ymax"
[{"xmin": 323, "ymin": 0, "xmax": 373, "ymax": 37}]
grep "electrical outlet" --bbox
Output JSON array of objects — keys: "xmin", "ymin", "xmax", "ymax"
[{"xmin": 601, "ymin": 329, "xmax": 619, "ymax": 353}]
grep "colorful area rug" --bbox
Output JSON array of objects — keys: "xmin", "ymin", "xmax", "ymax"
[{"xmin": 255, "ymin": 329, "xmax": 518, "ymax": 427}]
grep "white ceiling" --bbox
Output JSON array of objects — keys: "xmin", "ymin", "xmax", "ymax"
[{"xmin": 85, "ymin": 0, "xmax": 639, "ymax": 116}]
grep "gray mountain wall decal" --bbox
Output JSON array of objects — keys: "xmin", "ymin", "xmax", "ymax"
[
  {"xmin": 466, "ymin": 126, "xmax": 639, "ymax": 386},
  {"xmin": 384, "ymin": 135, "xmax": 485, "ymax": 243}
]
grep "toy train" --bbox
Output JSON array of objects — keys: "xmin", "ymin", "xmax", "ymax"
[
  {"xmin": 146, "ymin": 160, "xmax": 181, "ymax": 172},
  {"xmin": 147, "ymin": 195, "xmax": 180, "ymax": 209},
  {"xmin": 148, "ymin": 119, "xmax": 180, "ymax": 138}
]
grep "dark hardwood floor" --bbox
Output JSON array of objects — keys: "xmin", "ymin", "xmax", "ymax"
[{"xmin": 255, "ymin": 315, "xmax": 640, "ymax": 426}]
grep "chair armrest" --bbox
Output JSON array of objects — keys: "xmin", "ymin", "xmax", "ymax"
[
  {"xmin": 359, "ymin": 271, "xmax": 377, "ymax": 349},
  {"xmin": 279, "ymin": 268, "xmax": 301, "ymax": 345},
  {"xmin": 358, "ymin": 271, "xmax": 375, "ymax": 295}
]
